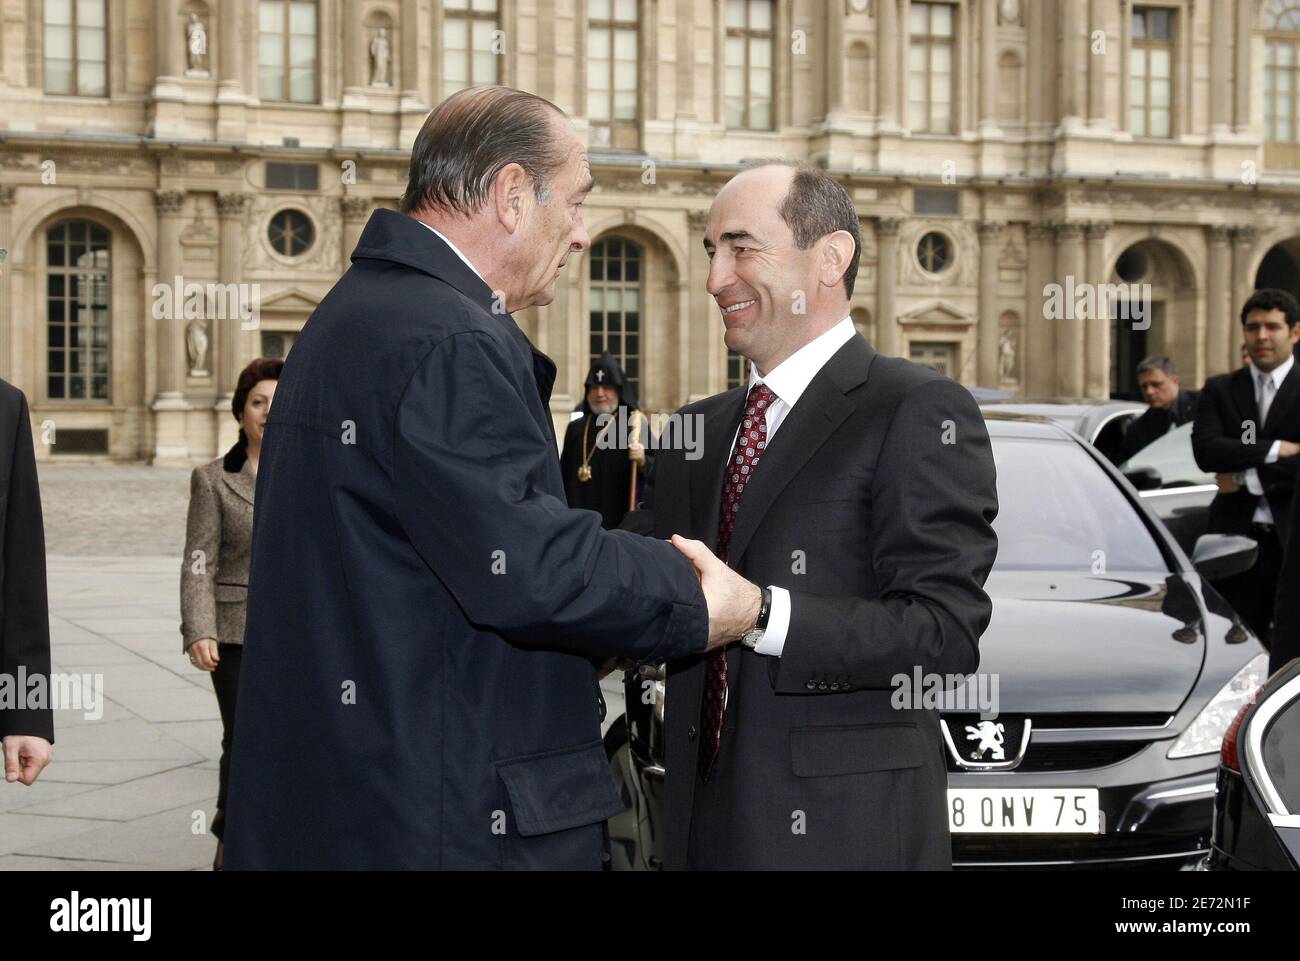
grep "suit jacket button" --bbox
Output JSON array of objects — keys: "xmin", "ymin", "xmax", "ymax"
[
  {"xmin": 829, "ymin": 682, "xmax": 840, "ymax": 692},
  {"xmin": 687, "ymin": 725, "xmax": 697, "ymax": 740},
  {"xmin": 818, "ymin": 681, "xmax": 828, "ymax": 691},
  {"xmin": 805, "ymin": 680, "xmax": 817, "ymax": 691}
]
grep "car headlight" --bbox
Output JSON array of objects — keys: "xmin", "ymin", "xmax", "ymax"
[{"xmin": 1167, "ymin": 653, "xmax": 1269, "ymax": 759}]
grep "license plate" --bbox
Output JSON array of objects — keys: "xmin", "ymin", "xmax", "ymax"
[{"xmin": 947, "ymin": 788, "xmax": 1101, "ymax": 834}]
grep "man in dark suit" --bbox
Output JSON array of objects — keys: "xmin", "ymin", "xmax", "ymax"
[
  {"xmin": 1192, "ymin": 288, "xmax": 1300, "ymax": 648},
  {"xmin": 623, "ymin": 162, "xmax": 999, "ymax": 869},
  {"xmin": 1119, "ymin": 355, "xmax": 1199, "ymax": 461},
  {"xmin": 0, "ymin": 374, "xmax": 55, "ymax": 786},
  {"xmin": 224, "ymin": 87, "xmax": 750, "ymax": 870}
]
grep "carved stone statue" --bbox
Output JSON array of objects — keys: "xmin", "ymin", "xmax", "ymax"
[
  {"xmin": 186, "ymin": 13, "xmax": 208, "ymax": 74},
  {"xmin": 999, "ymin": 330, "xmax": 1017, "ymax": 382},
  {"xmin": 187, "ymin": 317, "xmax": 209, "ymax": 375},
  {"xmin": 998, "ymin": 0, "xmax": 1022, "ymax": 27},
  {"xmin": 370, "ymin": 28, "xmax": 391, "ymax": 87}
]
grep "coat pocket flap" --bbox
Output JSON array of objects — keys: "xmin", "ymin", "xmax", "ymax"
[
  {"xmin": 215, "ymin": 583, "xmax": 247, "ymax": 602},
  {"xmin": 496, "ymin": 739, "xmax": 624, "ymax": 837},
  {"xmin": 790, "ymin": 723, "xmax": 923, "ymax": 777}
]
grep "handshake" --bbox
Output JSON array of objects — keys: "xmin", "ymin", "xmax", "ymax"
[{"xmin": 669, "ymin": 535, "xmax": 764, "ymax": 651}]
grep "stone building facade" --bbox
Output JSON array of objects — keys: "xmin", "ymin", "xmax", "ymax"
[{"xmin": 3, "ymin": 0, "xmax": 1300, "ymax": 462}]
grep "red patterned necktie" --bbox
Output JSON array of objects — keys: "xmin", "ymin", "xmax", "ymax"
[{"xmin": 698, "ymin": 382, "xmax": 776, "ymax": 782}]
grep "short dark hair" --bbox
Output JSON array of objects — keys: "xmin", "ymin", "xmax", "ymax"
[
  {"xmin": 1241, "ymin": 288, "xmax": 1300, "ymax": 329},
  {"xmin": 232, "ymin": 357, "xmax": 284, "ymax": 442},
  {"xmin": 1136, "ymin": 355, "xmax": 1177, "ymax": 378},
  {"xmin": 744, "ymin": 160, "xmax": 863, "ymax": 299},
  {"xmin": 400, "ymin": 86, "xmax": 569, "ymax": 217}
]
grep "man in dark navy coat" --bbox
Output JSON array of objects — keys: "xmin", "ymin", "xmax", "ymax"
[{"xmin": 224, "ymin": 87, "xmax": 751, "ymax": 870}]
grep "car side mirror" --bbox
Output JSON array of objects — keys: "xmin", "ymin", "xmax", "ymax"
[
  {"xmin": 1124, "ymin": 466, "xmax": 1163, "ymax": 491},
  {"xmin": 1192, "ymin": 534, "xmax": 1259, "ymax": 580}
]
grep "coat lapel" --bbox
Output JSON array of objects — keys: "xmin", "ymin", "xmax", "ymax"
[
  {"xmin": 725, "ymin": 336, "xmax": 874, "ymax": 566},
  {"xmin": 222, "ymin": 459, "xmax": 256, "ymax": 505},
  {"xmin": 1265, "ymin": 362, "xmax": 1300, "ymax": 434},
  {"xmin": 1232, "ymin": 366, "xmax": 1259, "ymax": 427},
  {"xmin": 690, "ymin": 389, "xmax": 747, "ymax": 551}
]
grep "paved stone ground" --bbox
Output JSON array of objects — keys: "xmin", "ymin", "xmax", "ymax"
[{"xmin": 1, "ymin": 462, "xmax": 623, "ymax": 871}]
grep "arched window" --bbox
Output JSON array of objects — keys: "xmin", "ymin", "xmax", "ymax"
[
  {"xmin": 589, "ymin": 237, "xmax": 642, "ymax": 395},
  {"xmin": 1265, "ymin": 0, "xmax": 1300, "ymax": 164},
  {"xmin": 47, "ymin": 221, "xmax": 111, "ymax": 401}
]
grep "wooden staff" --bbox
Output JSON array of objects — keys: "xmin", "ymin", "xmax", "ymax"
[{"xmin": 628, "ymin": 409, "xmax": 645, "ymax": 512}]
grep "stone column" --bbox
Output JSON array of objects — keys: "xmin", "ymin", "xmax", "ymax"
[
  {"xmin": 0, "ymin": 186, "xmax": 14, "ymax": 381},
  {"xmin": 152, "ymin": 190, "xmax": 191, "ymax": 463},
  {"xmin": 342, "ymin": 0, "xmax": 364, "ymax": 90},
  {"xmin": 1210, "ymin": 0, "xmax": 1231, "ymax": 132},
  {"xmin": 1231, "ymin": 225, "xmax": 1258, "ymax": 348},
  {"xmin": 977, "ymin": 221, "xmax": 1003, "ymax": 386},
  {"xmin": 1235, "ymin": 0, "xmax": 1253, "ymax": 133},
  {"xmin": 1084, "ymin": 222, "xmax": 1110, "ymax": 399},
  {"xmin": 1059, "ymin": 0, "xmax": 1083, "ymax": 125},
  {"xmin": 399, "ymin": 0, "xmax": 427, "ymax": 147},
  {"xmin": 877, "ymin": 0, "xmax": 899, "ymax": 129},
  {"xmin": 1087, "ymin": 0, "xmax": 1107, "ymax": 125},
  {"xmin": 825, "ymin": 0, "xmax": 846, "ymax": 118},
  {"xmin": 874, "ymin": 218, "xmax": 902, "ymax": 357},
  {"xmin": 1205, "ymin": 225, "xmax": 1232, "ymax": 376},
  {"xmin": 1055, "ymin": 222, "xmax": 1085, "ymax": 396},
  {"xmin": 213, "ymin": 192, "xmax": 250, "ymax": 453},
  {"xmin": 156, "ymin": 0, "xmax": 179, "ymax": 78},
  {"xmin": 979, "ymin": 0, "xmax": 999, "ymax": 133},
  {"xmin": 340, "ymin": 196, "xmax": 371, "ymax": 271},
  {"xmin": 1024, "ymin": 223, "xmax": 1056, "ymax": 397}
]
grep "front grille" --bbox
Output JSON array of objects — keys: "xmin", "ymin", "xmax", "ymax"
[
  {"xmin": 941, "ymin": 713, "xmax": 1168, "ymax": 772},
  {"xmin": 954, "ymin": 832, "xmax": 1207, "ymax": 869},
  {"xmin": 1006, "ymin": 741, "xmax": 1146, "ymax": 772}
]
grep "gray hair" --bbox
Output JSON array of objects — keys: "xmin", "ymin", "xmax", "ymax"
[{"xmin": 1136, "ymin": 354, "xmax": 1178, "ymax": 378}]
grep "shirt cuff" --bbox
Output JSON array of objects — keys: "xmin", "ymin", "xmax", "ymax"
[
  {"xmin": 1265, "ymin": 440, "xmax": 1282, "ymax": 466},
  {"xmin": 753, "ymin": 586, "xmax": 790, "ymax": 657},
  {"xmin": 1246, "ymin": 467, "xmax": 1264, "ymax": 496}
]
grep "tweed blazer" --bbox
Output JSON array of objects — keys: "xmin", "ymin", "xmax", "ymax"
[{"xmin": 180, "ymin": 445, "xmax": 255, "ymax": 651}]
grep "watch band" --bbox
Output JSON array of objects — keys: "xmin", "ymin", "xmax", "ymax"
[{"xmin": 741, "ymin": 586, "xmax": 772, "ymax": 647}]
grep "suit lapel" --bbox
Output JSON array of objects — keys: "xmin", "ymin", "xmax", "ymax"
[
  {"xmin": 1232, "ymin": 367, "xmax": 1259, "ymax": 427},
  {"xmin": 222, "ymin": 460, "xmax": 255, "ymax": 506},
  {"xmin": 726, "ymin": 336, "xmax": 872, "ymax": 566},
  {"xmin": 1264, "ymin": 363, "xmax": 1299, "ymax": 435},
  {"xmin": 690, "ymin": 389, "xmax": 747, "ymax": 551}
]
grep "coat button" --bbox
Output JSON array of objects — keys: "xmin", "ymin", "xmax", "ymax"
[
  {"xmin": 818, "ymin": 681, "xmax": 828, "ymax": 691},
  {"xmin": 829, "ymin": 682, "xmax": 840, "ymax": 692},
  {"xmin": 805, "ymin": 680, "xmax": 817, "ymax": 691},
  {"xmin": 687, "ymin": 725, "xmax": 697, "ymax": 740}
]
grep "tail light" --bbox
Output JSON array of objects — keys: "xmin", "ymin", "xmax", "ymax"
[{"xmin": 1220, "ymin": 696, "xmax": 1258, "ymax": 772}]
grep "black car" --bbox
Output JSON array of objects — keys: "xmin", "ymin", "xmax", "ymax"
[
  {"xmin": 604, "ymin": 412, "xmax": 1269, "ymax": 870},
  {"xmin": 1207, "ymin": 657, "xmax": 1300, "ymax": 870},
  {"xmin": 1117, "ymin": 421, "xmax": 1218, "ymax": 555},
  {"xmin": 976, "ymin": 398, "xmax": 1145, "ymax": 464}
]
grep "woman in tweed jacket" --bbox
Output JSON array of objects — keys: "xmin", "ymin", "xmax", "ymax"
[{"xmin": 181, "ymin": 357, "xmax": 282, "ymax": 870}]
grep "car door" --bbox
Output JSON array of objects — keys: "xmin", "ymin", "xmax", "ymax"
[
  {"xmin": 1240, "ymin": 659, "xmax": 1300, "ymax": 869},
  {"xmin": 1121, "ymin": 423, "xmax": 1217, "ymax": 554}
]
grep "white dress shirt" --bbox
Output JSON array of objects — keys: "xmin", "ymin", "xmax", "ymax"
[
  {"xmin": 732, "ymin": 316, "xmax": 858, "ymax": 657},
  {"xmin": 418, "ymin": 221, "xmax": 487, "ymax": 284},
  {"xmin": 1244, "ymin": 353, "xmax": 1294, "ymax": 525}
]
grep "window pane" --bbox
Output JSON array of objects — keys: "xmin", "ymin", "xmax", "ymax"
[
  {"xmin": 1150, "ymin": 9, "xmax": 1171, "ymax": 40},
  {"xmin": 749, "ymin": 65, "xmax": 771, "ymax": 101},
  {"xmin": 931, "ymin": 100, "xmax": 950, "ymax": 131},
  {"xmin": 1151, "ymin": 48, "xmax": 1170, "ymax": 78},
  {"xmin": 749, "ymin": 36, "xmax": 770, "ymax": 68},
  {"xmin": 261, "ymin": 33, "xmax": 284, "ymax": 68},
  {"xmin": 1132, "ymin": 11, "xmax": 1145, "ymax": 39},
  {"xmin": 932, "ymin": 43, "xmax": 951, "ymax": 74},
  {"xmin": 471, "ymin": 0, "xmax": 498, "ymax": 11},
  {"xmin": 725, "ymin": 0, "xmax": 746, "ymax": 29},
  {"xmin": 76, "ymin": 0, "xmax": 104, "ymax": 27},
  {"xmin": 613, "ymin": 27, "xmax": 636, "ymax": 61},
  {"xmin": 750, "ymin": 96, "xmax": 771, "ymax": 128},
  {"xmin": 725, "ymin": 35, "xmax": 744, "ymax": 68},
  {"xmin": 261, "ymin": 66, "xmax": 284, "ymax": 100},
  {"xmin": 910, "ymin": 3, "xmax": 927, "ymax": 35},
  {"xmin": 931, "ymin": 3, "xmax": 953, "ymax": 37},
  {"xmin": 443, "ymin": 51, "xmax": 468, "ymax": 87},
  {"xmin": 589, "ymin": 28, "xmax": 610, "ymax": 60},
  {"xmin": 45, "ymin": 24, "xmax": 72, "ymax": 59},
  {"xmin": 1131, "ymin": 47, "xmax": 1146, "ymax": 79},
  {"xmin": 45, "ymin": 0, "xmax": 72, "ymax": 26},
  {"xmin": 290, "ymin": 35, "xmax": 315, "ymax": 70},
  {"xmin": 1282, "ymin": 43, "xmax": 1296, "ymax": 67},
  {"xmin": 614, "ymin": 59, "xmax": 637, "ymax": 93},
  {"xmin": 590, "ymin": 0, "xmax": 611, "ymax": 18},
  {"xmin": 749, "ymin": 0, "xmax": 772, "ymax": 31},
  {"xmin": 472, "ymin": 50, "xmax": 497, "ymax": 83},
  {"xmin": 260, "ymin": 2, "xmax": 282, "ymax": 32},
  {"xmin": 78, "ymin": 26, "xmax": 105, "ymax": 61},
  {"xmin": 79, "ymin": 60, "xmax": 106, "ymax": 96},
  {"xmin": 725, "ymin": 95, "xmax": 744, "ymax": 127},
  {"xmin": 290, "ymin": 67, "xmax": 314, "ymax": 101},
  {"xmin": 1130, "ymin": 106, "xmax": 1145, "ymax": 133},
  {"xmin": 290, "ymin": 1, "xmax": 316, "ymax": 34},
  {"xmin": 472, "ymin": 19, "xmax": 496, "ymax": 52},
  {"xmin": 45, "ymin": 59, "xmax": 74, "ymax": 94},
  {"xmin": 909, "ymin": 70, "xmax": 927, "ymax": 106},
  {"xmin": 614, "ymin": 0, "xmax": 636, "ymax": 20},
  {"xmin": 1151, "ymin": 78, "xmax": 1170, "ymax": 108},
  {"xmin": 1151, "ymin": 107, "xmax": 1170, "ymax": 137}
]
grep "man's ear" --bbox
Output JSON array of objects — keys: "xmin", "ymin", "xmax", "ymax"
[
  {"xmin": 818, "ymin": 230, "xmax": 856, "ymax": 289},
  {"xmin": 492, "ymin": 163, "xmax": 529, "ymax": 234}
]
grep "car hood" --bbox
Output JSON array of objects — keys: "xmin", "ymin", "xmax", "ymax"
[{"xmin": 978, "ymin": 570, "xmax": 1204, "ymax": 716}]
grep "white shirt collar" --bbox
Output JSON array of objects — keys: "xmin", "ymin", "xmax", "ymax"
[
  {"xmin": 747, "ymin": 316, "xmax": 858, "ymax": 408},
  {"xmin": 1251, "ymin": 353, "xmax": 1294, "ymax": 391},
  {"xmin": 417, "ymin": 221, "xmax": 487, "ymax": 284}
]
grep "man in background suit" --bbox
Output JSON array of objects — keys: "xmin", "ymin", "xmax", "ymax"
[
  {"xmin": 1119, "ymin": 354, "xmax": 1199, "ymax": 461},
  {"xmin": 1192, "ymin": 288, "xmax": 1300, "ymax": 648},
  {"xmin": 624, "ymin": 162, "xmax": 999, "ymax": 869},
  {"xmin": 0, "ymin": 367, "xmax": 55, "ymax": 785}
]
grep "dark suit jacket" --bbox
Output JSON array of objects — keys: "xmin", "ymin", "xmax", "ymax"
[
  {"xmin": 622, "ymin": 336, "xmax": 999, "ymax": 869},
  {"xmin": 0, "ymin": 380, "xmax": 53, "ymax": 743},
  {"xmin": 1192, "ymin": 363, "xmax": 1300, "ymax": 543},
  {"xmin": 1120, "ymin": 388, "xmax": 1199, "ymax": 460},
  {"xmin": 224, "ymin": 210, "xmax": 707, "ymax": 870}
]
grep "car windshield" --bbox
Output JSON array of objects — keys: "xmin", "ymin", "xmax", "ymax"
[
  {"xmin": 1118, "ymin": 422, "xmax": 1214, "ymax": 488},
  {"xmin": 991, "ymin": 437, "xmax": 1168, "ymax": 572}
]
